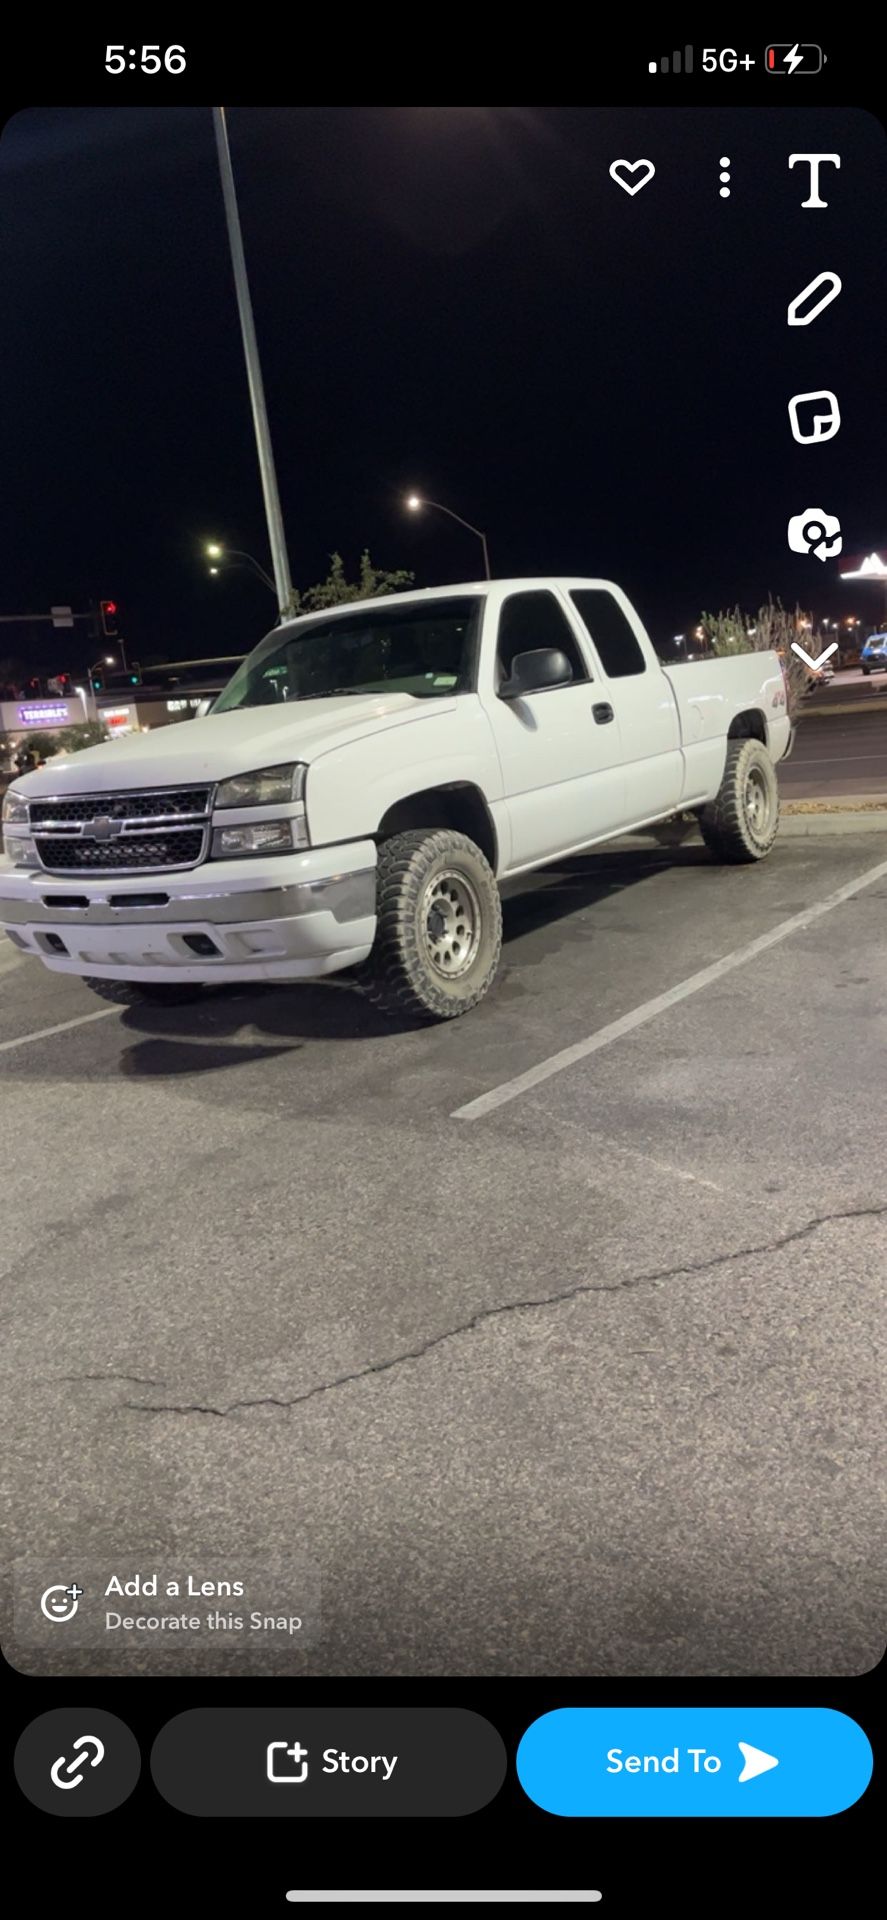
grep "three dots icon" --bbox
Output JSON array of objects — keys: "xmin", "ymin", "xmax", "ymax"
[{"xmin": 719, "ymin": 157, "xmax": 731, "ymax": 198}]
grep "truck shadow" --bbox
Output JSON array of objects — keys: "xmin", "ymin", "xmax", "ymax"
[{"xmin": 108, "ymin": 843, "xmax": 713, "ymax": 1071}]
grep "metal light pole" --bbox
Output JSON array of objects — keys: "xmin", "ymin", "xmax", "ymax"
[
  {"xmin": 213, "ymin": 108, "xmax": 295, "ymax": 621},
  {"xmin": 405, "ymin": 494, "xmax": 491, "ymax": 579}
]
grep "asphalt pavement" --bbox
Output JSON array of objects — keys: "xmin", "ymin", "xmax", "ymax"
[
  {"xmin": 2, "ymin": 830, "xmax": 885, "ymax": 1680},
  {"xmin": 780, "ymin": 704, "xmax": 887, "ymax": 799}
]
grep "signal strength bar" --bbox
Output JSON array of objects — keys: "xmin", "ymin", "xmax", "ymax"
[{"xmin": 649, "ymin": 46, "xmax": 694, "ymax": 74}]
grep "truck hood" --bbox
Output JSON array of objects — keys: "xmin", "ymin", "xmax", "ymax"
[{"xmin": 13, "ymin": 693, "xmax": 457, "ymax": 797}]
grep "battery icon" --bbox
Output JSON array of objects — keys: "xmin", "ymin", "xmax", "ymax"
[{"xmin": 766, "ymin": 43, "xmax": 824, "ymax": 74}]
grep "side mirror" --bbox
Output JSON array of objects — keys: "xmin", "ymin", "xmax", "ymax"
[{"xmin": 498, "ymin": 647, "xmax": 574, "ymax": 699}]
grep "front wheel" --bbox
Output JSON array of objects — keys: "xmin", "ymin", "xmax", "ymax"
[
  {"xmin": 696, "ymin": 738, "xmax": 780, "ymax": 863},
  {"xmin": 360, "ymin": 828, "xmax": 503, "ymax": 1021},
  {"xmin": 83, "ymin": 977, "xmax": 206, "ymax": 1007}
]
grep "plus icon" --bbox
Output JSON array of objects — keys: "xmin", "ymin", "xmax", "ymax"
[
  {"xmin": 65, "ymin": 1584, "xmax": 85, "ymax": 1603},
  {"xmin": 741, "ymin": 54, "xmax": 755, "ymax": 70}
]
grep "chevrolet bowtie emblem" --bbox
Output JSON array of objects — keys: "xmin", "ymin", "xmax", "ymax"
[{"xmin": 87, "ymin": 817, "xmax": 125, "ymax": 840}]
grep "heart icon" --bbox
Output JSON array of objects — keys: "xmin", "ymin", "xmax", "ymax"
[{"xmin": 609, "ymin": 158, "xmax": 655, "ymax": 196}]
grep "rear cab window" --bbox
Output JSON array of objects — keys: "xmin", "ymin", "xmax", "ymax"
[{"xmin": 571, "ymin": 588, "xmax": 648, "ymax": 678}]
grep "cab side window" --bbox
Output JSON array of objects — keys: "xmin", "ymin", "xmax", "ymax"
[
  {"xmin": 571, "ymin": 589, "xmax": 647, "ymax": 677},
  {"xmin": 496, "ymin": 591, "xmax": 590, "ymax": 687}
]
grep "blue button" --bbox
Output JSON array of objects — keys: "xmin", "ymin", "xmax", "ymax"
[{"xmin": 517, "ymin": 1709, "xmax": 872, "ymax": 1817}]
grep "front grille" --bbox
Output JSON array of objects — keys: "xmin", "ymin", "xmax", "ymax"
[
  {"xmin": 28, "ymin": 785, "xmax": 212, "ymax": 875},
  {"xmin": 29, "ymin": 788, "xmax": 211, "ymax": 825},
  {"xmin": 38, "ymin": 831, "xmax": 206, "ymax": 871}
]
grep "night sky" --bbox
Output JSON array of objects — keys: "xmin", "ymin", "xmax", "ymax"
[{"xmin": 1, "ymin": 105, "xmax": 884, "ymax": 680}]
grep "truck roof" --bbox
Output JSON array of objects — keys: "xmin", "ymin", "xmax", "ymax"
[{"xmin": 275, "ymin": 578, "xmax": 624, "ymax": 632}]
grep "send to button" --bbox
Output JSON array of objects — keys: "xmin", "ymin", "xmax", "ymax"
[{"xmin": 517, "ymin": 1709, "xmax": 872, "ymax": 1817}]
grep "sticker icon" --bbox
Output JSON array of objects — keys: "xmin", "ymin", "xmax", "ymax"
[
  {"xmin": 788, "ymin": 391, "xmax": 841, "ymax": 444},
  {"xmin": 787, "ymin": 509, "xmax": 842, "ymax": 561},
  {"xmin": 788, "ymin": 272, "xmax": 842, "ymax": 326},
  {"xmin": 609, "ymin": 158, "xmax": 655, "ymax": 196}
]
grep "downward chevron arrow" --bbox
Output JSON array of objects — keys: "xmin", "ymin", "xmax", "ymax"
[{"xmin": 791, "ymin": 640, "xmax": 838, "ymax": 670}]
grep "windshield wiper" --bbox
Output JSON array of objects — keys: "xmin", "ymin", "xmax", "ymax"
[{"xmin": 293, "ymin": 687, "xmax": 372, "ymax": 701}]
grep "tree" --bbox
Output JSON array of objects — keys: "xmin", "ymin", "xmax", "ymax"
[
  {"xmin": 15, "ymin": 731, "xmax": 61, "ymax": 767},
  {"xmin": 698, "ymin": 600, "xmax": 822, "ymax": 716},
  {"xmin": 56, "ymin": 722, "xmax": 107, "ymax": 753},
  {"xmin": 299, "ymin": 550, "xmax": 414, "ymax": 612}
]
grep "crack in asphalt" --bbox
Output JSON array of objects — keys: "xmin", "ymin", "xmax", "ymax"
[{"xmin": 119, "ymin": 1200, "xmax": 887, "ymax": 1421}]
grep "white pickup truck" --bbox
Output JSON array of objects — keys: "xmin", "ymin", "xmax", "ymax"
[{"xmin": 0, "ymin": 579, "xmax": 792, "ymax": 1021}]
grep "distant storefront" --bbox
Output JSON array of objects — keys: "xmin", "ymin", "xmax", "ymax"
[
  {"xmin": 2, "ymin": 656, "xmax": 242, "ymax": 775},
  {"xmin": 0, "ymin": 691, "xmax": 208, "ymax": 773}
]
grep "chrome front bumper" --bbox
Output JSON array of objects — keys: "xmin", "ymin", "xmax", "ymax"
[{"xmin": 0, "ymin": 843, "xmax": 378, "ymax": 982}]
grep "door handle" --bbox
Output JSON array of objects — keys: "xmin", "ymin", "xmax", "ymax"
[{"xmin": 592, "ymin": 702, "xmax": 615, "ymax": 724}]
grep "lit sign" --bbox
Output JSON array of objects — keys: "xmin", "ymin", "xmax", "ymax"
[
  {"xmin": 17, "ymin": 702, "xmax": 70, "ymax": 727},
  {"xmin": 166, "ymin": 698, "xmax": 202, "ymax": 712},
  {"xmin": 104, "ymin": 707, "xmax": 134, "ymax": 731}
]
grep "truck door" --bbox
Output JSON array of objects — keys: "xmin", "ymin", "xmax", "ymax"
[
  {"xmin": 569, "ymin": 588, "xmax": 683, "ymax": 822},
  {"xmin": 483, "ymin": 587, "xmax": 625, "ymax": 869}
]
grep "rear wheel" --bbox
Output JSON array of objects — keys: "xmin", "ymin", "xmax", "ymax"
[
  {"xmin": 83, "ymin": 978, "xmax": 206, "ymax": 1006},
  {"xmin": 862, "ymin": 665, "xmax": 871, "ymax": 676},
  {"xmin": 697, "ymin": 737, "xmax": 780, "ymax": 863},
  {"xmin": 360, "ymin": 828, "xmax": 502, "ymax": 1021}
]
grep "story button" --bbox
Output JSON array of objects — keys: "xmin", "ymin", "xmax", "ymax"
[{"xmin": 152, "ymin": 1708, "xmax": 506, "ymax": 1816}]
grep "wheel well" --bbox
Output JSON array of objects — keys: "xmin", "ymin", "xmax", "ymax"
[
  {"xmin": 376, "ymin": 784, "xmax": 498, "ymax": 870},
  {"xmin": 728, "ymin": 708, "xmax": 767, "ymax": 746}
]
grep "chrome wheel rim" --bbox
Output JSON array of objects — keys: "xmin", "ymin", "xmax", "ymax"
[
  {"xmin": 744, "ymin": 767, "xmax": 772, "ymax": 838},
  {"xmin": 421, "ymin": 869, "xmax": 482, "ymax": 978}
]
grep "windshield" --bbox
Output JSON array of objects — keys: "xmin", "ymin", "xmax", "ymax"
[{"xmin": 212, "ymin": 596, "xmax": 483, "ymax": 713}]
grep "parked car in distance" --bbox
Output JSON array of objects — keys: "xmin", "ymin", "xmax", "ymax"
[{"xmin": 860, "ymin": 633, "xmax": 887, "ymax": 676}]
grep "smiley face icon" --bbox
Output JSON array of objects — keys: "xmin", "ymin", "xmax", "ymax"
[{"xmin": 40, "ymin": 1582, "xmax": 84, "ymax": 1623}]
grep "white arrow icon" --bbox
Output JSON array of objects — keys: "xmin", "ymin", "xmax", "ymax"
[
  {"xmin": 738, "ymin": 1742, "xmax": 779, "ymax": 1783},
  {"xmin": 791, "ymin": 639, "xmax": 838, "ymax": 671}
]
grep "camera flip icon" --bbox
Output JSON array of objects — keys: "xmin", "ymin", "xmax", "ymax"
[{"xmin": 787, "ymin": 508, "xmax": 842, "ymax": 562}]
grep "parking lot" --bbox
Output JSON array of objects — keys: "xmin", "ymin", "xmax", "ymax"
[{"xmin": 2, "ymin": 830, "xmax": 885, "ymax": 1678}]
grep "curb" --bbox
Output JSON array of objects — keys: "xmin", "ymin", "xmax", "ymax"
[
  {"xmin": 778, "ymin": 809, "xmax": 887, "ymax": 836},
  {"xmin": 798, "ymin": 698, "xmax": 887, "ymax": 719},
  {"xmin": 620, "ymin": 804, "xmax": 887, "ymax": 849}
]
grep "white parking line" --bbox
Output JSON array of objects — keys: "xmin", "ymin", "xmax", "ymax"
[
  {"xmin": 452, "ymin": 856, "xmax": 887, "ymax": 1122},
  {"xmin": 0, "ymin": 1006, "xmax": 119, "ymax": 1053}
]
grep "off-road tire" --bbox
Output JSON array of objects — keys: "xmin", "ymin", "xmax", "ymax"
[
  {"xmin": 361, "ymin": 828, "xmax": 502, "ymax": 1022},
  {"xmin": 83, "ymin": 977, "xmax": 206, "ymax": 1006},
  {"xmin": 696, "ymin": 737, "xmax": 780, "ymax": 863}
]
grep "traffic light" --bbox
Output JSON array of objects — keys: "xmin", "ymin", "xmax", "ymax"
[
  {"xmin": 91, "ymin": 667, "xmax": 105, "ymax": 692},
  {"xmin": 100, "ymin": 599, "xmax": 119, "ymax": 638}
]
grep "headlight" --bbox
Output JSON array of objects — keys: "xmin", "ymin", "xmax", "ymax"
[
  {"xmin": 215, "ymin": 764, "xmax": 306, "ymax": 808},
  {"xmin": 3, "ymin": 834, "xmax": 41, "ymax": 868},
  {"xmin": 2, "ymin": 789, "xmax": 29, "ymax": 827},
  {"xmin": 211, "ymin": 818, "xmax": 309, "ymax": 858}
]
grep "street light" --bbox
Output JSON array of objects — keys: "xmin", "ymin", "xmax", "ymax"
[
  {"xmin": 204, "ymin": 540, "xmax": 276, "ymax": 595},
  {"xmin": 405, "ymin": 493, "xmax": 491, "ymax": 579}
]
